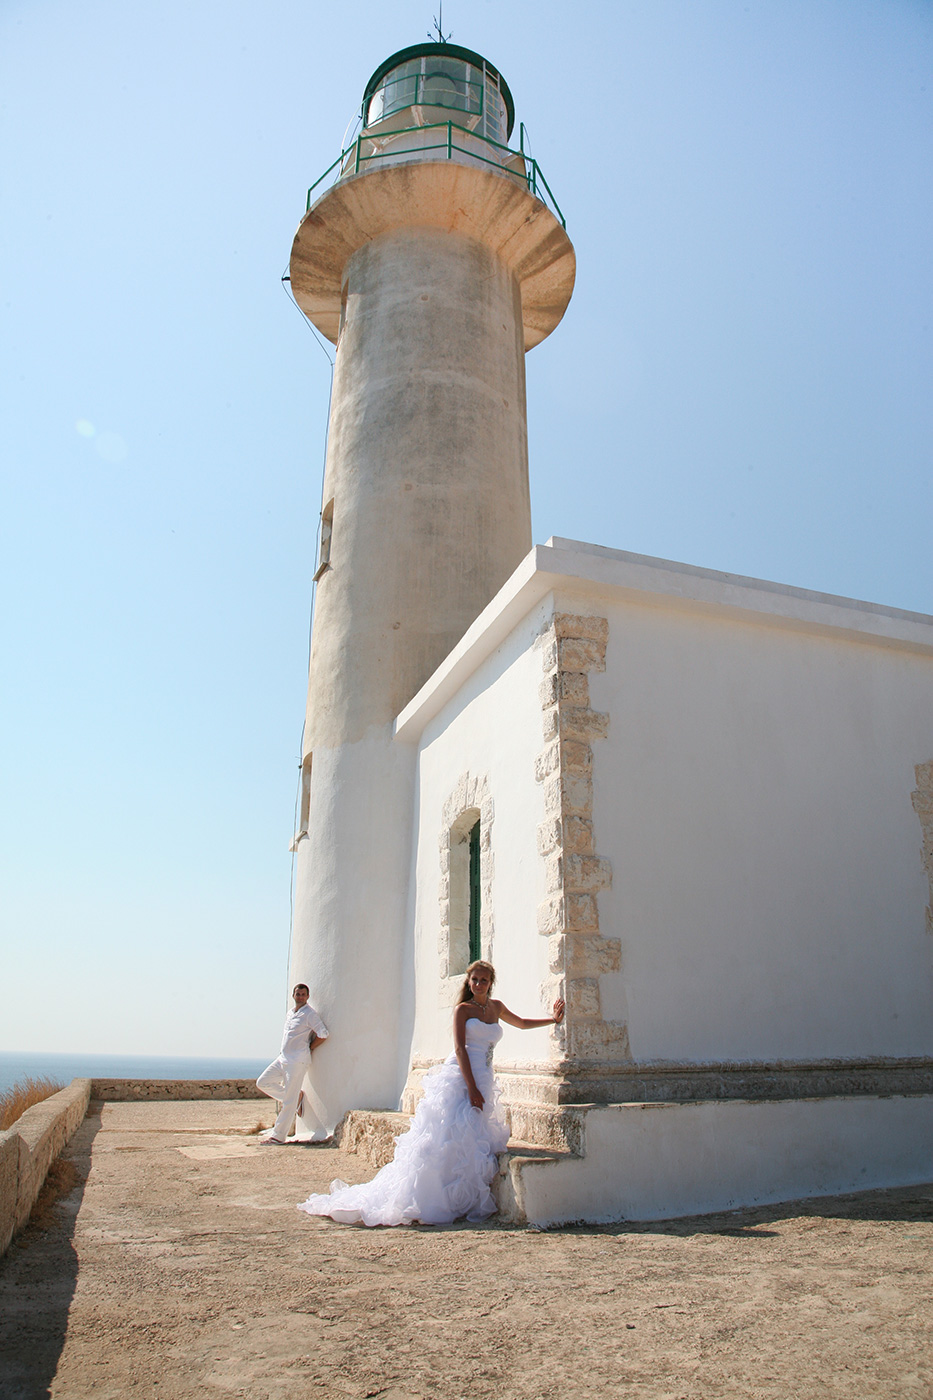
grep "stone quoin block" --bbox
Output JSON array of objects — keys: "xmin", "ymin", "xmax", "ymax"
[
  {"xmin": 547, "ymin": 852, "xmax": 612, "ymax": 896},
  {"xmin": 559, "ymin": 670, "xmax": 590, "ymax": 705},
  {"xmin": 558, "ymin": 708, "xmax": 609, "ymax": 743},
  {"xmin": 534, "ymin": 742, "xmax": 561, "ymax": 782},
  {"xmin": 545, "ymin": 853, "xmax": 565, "ymax": 894},
  {"xmin": 547, "ymin": 934, "xmax": 567, "ymax": 975},
  {"xmin": 540, "ymin": 776, "xmax": 562, "ymax": 817},
  {"xmin": 534, "ymin": 634, "xmax": 559, "ymax": 672},
  {"xmin": 537, "ymin": 892, "xmax": 602, "ymax": 937},
  {"xmin": 541, "ymin": 771, "xmax": 593, "ymax": 820},
  {"xmin": 567, "ymin": 977, "xmax": 601, "ymax": 1019},
  {"xmin": 556, "ymin": 637, "xmax": 606, "ymax": 673},
  {"xmin": 537, "ymin": 818, "xmax": 563, "ymax": 857},
  {"xmin": 538, "ymin": 671, "xmax": 559, "ymax": 709},
  {"xmin": 565, "ymin": 893, "xmax": 600, "ymax": 932},
  {"xmin": 562, "ymin": 816, "xmax": 595, "ymax": 855},
  {"xmin": 560, "ymin": 740, "xmax": 593, "ymax": 775},
  {"xmin": 540, "ymin": 974, "xmax": 565, "ymax": 1005},
  {"xmin": 541, "ymin": 706, "xmax": 560, "ymax": 743},
  {"xmin": 535, "ymin": 611, "xmax": 616, "ymax": 1077},
  {"xmin": 564, "ymin": 933, "xmax": 622, "ymax": 977},
  {"xmin": 564, "ymin": 854, "xmax": 613, "ymax": 893},
  {"xmin": 537, "ymin": 894, "xmax": 566, "ymax": 936},
  {"xmin": 538, "ymin": 670, "xmax": 591, "ymax": 709},
  {"xmin": 553, "ymin": 613, "xmax": 610, "ymax": 644}
]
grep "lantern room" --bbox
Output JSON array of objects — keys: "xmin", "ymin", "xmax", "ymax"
[{"xmin": 362, "ymin": 42, "xmax": 515, "ymax": 144}]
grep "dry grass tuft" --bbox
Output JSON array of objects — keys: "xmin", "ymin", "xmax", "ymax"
[{"xmin": 0, "ymin": 1076, "xmax": 65, "ymax": 1132}]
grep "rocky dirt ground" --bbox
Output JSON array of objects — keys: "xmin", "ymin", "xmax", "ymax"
[{"xmin": 1, "ymin": 1099, "xmax": 931, "ymax": 1400}]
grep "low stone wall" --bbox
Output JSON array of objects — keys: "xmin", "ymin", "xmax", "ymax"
[
  {"xmin": 0, "ymin": 1078, "xmax": 92, "ymax": 1256},
  {"xmin": 91, "ymin": 1079, "xmax": 263, "ymax": 1102}
]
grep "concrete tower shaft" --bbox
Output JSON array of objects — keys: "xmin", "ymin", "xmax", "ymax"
[
  {"xmin": 287, "ymin": 46, "xmax": 574, "ymax": 1131},
  {"xmin": 305, "ymin": 226, "xmax": 529, "ymax": 747},
  {"xmin": 290, "ymin": 160, "xmax": 575, "ymax": 749}
]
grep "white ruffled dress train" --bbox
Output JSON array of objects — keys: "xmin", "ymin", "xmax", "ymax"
[{"xmin": 297, "ymin": 1019, "xmax": 509, "ymax": 1226}]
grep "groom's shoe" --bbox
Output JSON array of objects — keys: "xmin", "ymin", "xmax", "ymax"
[{"xmin": 259, "ymin": 1136, "xmax": 285, "ymax": 1146}]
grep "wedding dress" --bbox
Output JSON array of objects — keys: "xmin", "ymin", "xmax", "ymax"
[{"xmin": 297, "ymin": 1018, "xmax": 509, "ymax": 1226}]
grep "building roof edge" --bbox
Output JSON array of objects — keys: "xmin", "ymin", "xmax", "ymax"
[{"xmin": 393, "ymin": 539, "xmax": 933, "ymax": 743}]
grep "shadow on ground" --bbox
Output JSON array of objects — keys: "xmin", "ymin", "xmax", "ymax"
[{"xmin": 0, "ymin": 1106, "xmax": 101, "ymax": 1400}]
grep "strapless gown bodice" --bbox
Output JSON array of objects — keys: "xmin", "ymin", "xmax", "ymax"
[
  {"xmin": 449, "ymin": 1017, "xmax": 503, "ymax": 1068},
  {"xmin": 298, "ymin": 1016, "xmax": 509, "ymax": 1227}
]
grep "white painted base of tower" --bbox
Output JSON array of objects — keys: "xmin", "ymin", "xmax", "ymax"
[
  {"xmin": 290, "ymin": 727, "xmax": 416, "ymax": 1133},
  {"xmin": 499, "ymin": 1095, "xmax": 933, "ymax": 1225}
]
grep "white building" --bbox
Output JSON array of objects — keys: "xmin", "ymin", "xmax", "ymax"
[{"xmin": 286, "ymin": 42, "xmax": 933, "ymax": 1222}]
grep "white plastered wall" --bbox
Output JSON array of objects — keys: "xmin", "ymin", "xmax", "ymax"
[
  {"xmin": 395, "ymin": 539, "xmax": 933, "ymax": 1094},
  {"xmin": 402, "ymin": 595, "xmax": 559, "ymax": 1073},
  {"xmin": 573, "ymin": 587, "xmax": 933, "ymax": 1064}
]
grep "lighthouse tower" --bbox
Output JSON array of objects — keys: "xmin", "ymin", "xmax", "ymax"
[{"xmin": 288, "ymin": 42, "xmax": 574, "ymax": 1134}]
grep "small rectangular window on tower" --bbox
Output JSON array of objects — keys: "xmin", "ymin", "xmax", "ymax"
[
  {"xmin": 338, "ymin": 280, "xmax": 349, "ymax": 341},
  {"xmin": 314, "ymin": 499, "xmax": 334, "ymax": 581},
  {"xmin": 289, "ymin": 754, "xmax": 313, "ymax": 851}
]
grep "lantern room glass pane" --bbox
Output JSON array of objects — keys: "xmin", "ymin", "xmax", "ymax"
[{"xmin": 365, "ymin": 55, "xmax": 506, "ymax": 143}]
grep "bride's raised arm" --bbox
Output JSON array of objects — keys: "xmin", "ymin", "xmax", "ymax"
[{"xmin": 497, "ymin": 997, "xmax": 565, "ymax": 1031}]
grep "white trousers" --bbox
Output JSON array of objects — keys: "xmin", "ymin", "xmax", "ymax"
[{"xmin": 256, "ymin": 1055, "xmax": 310, "ymax": 1141}]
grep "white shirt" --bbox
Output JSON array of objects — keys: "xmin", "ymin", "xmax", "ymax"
[{"xmin": 280, "ymin": 1003, "xmax": 328, "ymax": 1060}]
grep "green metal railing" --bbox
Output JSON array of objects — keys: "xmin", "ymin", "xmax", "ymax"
[{"xmin": 305, "ymin": 120, "xmax": 566, "ymax": 229}]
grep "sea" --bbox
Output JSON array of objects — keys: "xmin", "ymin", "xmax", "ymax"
[{"xmin": 0, "ymin": 1051, "xmax": 267, "ymax": 1096}]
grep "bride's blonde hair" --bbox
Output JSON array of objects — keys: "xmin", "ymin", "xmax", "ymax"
[{"xmin": 456, "ymin": 960, "xmax": 496, "ymax": 1005}]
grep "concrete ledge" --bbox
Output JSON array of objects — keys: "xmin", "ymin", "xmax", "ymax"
[
  {"xmin": 0, "ymin": 1078, "xmax": 91, "ymax": 1256},
  {"xmin": 90, "ymin": 1079, "xmax": 264, "ymax": 1102},
  {"xmin": 495, "ymin": 1056, "xmax": 933, "ymax": 1108},
  {"xmin": 510, "ymin": 1094, "xmax": 933, "ymax": 1226}
]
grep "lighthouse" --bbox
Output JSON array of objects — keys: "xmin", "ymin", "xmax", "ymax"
[{"xmin": 287, "ymin": 42, "xmax": 574, "ymax": 1134}]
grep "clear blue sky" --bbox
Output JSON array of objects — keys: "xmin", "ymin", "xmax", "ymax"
[{"xmin": 2, "ymin": 0, "xmax": 930, "ymax": 1057}]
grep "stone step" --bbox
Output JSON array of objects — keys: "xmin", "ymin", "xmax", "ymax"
[
  {"xmin": 333, "ymin": 1109, "xmax": 573, "ymax": 1224},
  {"xmin": 334, "ymin": 1108, "xmax": 410, "ymax": 1169}
]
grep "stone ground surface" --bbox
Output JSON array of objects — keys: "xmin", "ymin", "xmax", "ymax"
[{"xmin": 1, "ymin": 1100, "xmax": 932, "ymax": 1400}]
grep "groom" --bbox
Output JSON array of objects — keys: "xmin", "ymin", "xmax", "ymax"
[{"xmin": 256, "ymin": 983, "xmax": 328, "ymax": 1144}]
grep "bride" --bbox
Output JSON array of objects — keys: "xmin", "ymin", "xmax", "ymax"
[{"xmin": 297, "ymin": 960, "xmax": 565, "ymax": 1226}]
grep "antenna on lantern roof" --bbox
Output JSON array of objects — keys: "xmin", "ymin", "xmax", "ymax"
[{"xmin": 428, "ymin": 5, "xmax": 452, "ymax": 43}]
